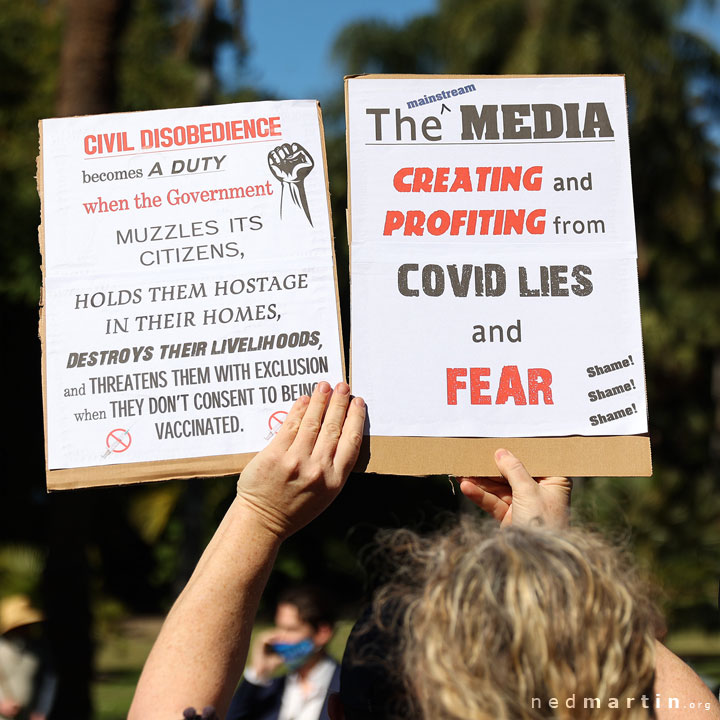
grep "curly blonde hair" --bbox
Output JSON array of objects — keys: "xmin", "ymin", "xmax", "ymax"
[{"xmin": 371, "ymin": 520, "xmax": 661, "ymax": 720}]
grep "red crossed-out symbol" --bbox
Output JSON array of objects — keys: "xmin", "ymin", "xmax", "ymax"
[
  {"xmin": 106, "ymin": 428, "xmax": 132, "ymax": 453},
  {"xmin": 268, "ymin": 411, "xmax": 288, "ymax": 434}
]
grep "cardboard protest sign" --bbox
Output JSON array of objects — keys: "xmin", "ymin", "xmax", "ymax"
[
  {"xmin": 346, "ymin": 75, "xmax": 651, "ymax": 477},
  {"xmin": 39, "ymin": 100, "xmax": 344, "ymax": 489}
]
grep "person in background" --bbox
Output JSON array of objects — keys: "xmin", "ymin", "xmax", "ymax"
[
  {"xmin": 227, "ymin": 585, "xmax": 340, "ymax": 720},
  {"xmin": 0, "ymin": 595, "xmax": 56, "ymax": 720}
]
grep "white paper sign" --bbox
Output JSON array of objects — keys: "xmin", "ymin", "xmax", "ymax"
[
  {"xmin": 347, "ymin": 76, "xmax": 648, "ymax": 438},
  {"xmin": 41, "ymin": 100, "xmax": 343, "ymax": 470}
]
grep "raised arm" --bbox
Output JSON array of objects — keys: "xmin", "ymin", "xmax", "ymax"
[{"xmin": 129, "ymin": 381, "xmax": 365, "ymax": 720}]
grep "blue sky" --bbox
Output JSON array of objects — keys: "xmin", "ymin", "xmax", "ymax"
[
  {"xmin": 225, "ymin": 0, "xmax": 720, "ymax": 101},
  {"xmin": 223, "ymin": 0, "xmax": 435, "ymax": 99}
]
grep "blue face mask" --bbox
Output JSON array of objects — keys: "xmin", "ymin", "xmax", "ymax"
[{"xmin": 269, "ymin": 638, "xmax": 315, "ymax": 670}]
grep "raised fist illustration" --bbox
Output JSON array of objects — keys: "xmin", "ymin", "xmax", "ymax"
[{"xmin": 268, "ymin": 142, "xmax": 315, "ymax": 225}]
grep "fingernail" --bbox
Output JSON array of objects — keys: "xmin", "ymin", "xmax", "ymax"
[
  {"xmin": 317, "ymin": 381, "xmax": 331, "ymax": 394},
  {"xmin": 353, "ymin": 396, "xmax": 365, "ymax": 408},
  {"xmin": 336, "ymin": 382, "xmax": 350, "ymax": 395},
  {"xmin": 495, "ymin": 448, "xmax": 510, "ymax": 460}
]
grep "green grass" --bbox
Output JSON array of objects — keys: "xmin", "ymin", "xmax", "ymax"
[{"xmin": 93, "ymin": 617, "xmax": 162, "ymax": 720}]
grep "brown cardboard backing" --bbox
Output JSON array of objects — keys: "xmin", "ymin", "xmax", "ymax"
[
  {"xmin": 345, "ymin": 74, "xmax": 652, "ymax": 478},
  {"xmin": 357, "ymin": 435, "xmax": 650, "ymax": 477},
  {"xmin": 40, "ymin": 103, "xmax": 346, "ymax": 491},
  {"xmin": 44, "ymin": 453, "xmax": 258, "ymax": 491}
]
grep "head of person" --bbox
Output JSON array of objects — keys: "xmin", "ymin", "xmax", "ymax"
[
  {"xmin": 334, "ymin": 519, "xmax": 662, "ymax": 720},
  {"xmin": 0, "ymin": 594, "xmax": 44, "ymax": 642},
  {"xmin": 271, "ymin": 584, "xmax": 336, "ymax": 669}
]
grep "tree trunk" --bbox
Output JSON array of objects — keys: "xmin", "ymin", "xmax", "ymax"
[
  {"xmin": 47, "ymin": 4, "xmax": 131, "ymax": 717},
  {"xmin": 56, "ymin": 0, "xmax": 130, "ymax": 116}
]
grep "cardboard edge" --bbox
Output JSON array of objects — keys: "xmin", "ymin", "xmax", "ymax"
[
  {"xmin": 346, "ymin": 73, "xmax": 626, "ymax": 81},
  {"xmin": 346, "ymin": 209, "xmax": 353, "ymax": 383},
  {"xmin": 315, "ymin": 101, "xmax": 347, "ymax": 381},
  {"xmin": 344, "ymin": 79, "xmax": 354, "ymax": 386},
  {"xmin": 355, "ymin": 435, "xmax": 652, "ymax": 477},
  {"xmin": 38, "ymin": 120, "xmax": 52, "ymax": 489},
  {"xmin": 46, "ymin": 451, "xmax": 257, "ymax": 491}
]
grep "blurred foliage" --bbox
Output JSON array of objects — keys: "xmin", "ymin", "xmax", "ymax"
[
  {"xmin": 0, "ymin": 0, "xmax": 59, "ymax": 301},
  {"xmin": 128, "ymin": 482, "xmax": 184, "ymax": 545},
  {"xmin": 0, "ymin": 544, "xmax": 45, "ymax": 599},
  {"xmin": 117, "ymin": 0, "xmax": 199, "ymax": 111}
]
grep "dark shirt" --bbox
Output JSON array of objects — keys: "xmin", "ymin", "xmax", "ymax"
[{"xmin": 226, "ymin": 664, "xmax": 340, "ymax": 720}]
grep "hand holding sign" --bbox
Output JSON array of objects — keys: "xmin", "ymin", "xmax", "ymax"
[
  {"xmin": 235, "ymin": 382, "xmax": 365, "ymax": 540},
  {"xmin": 268, "ymin": 142, "xmax": 314, "ymax": 225},
  {"xmin": 459, "ymin": 449, "xmax": 572, "ymax": 529}
]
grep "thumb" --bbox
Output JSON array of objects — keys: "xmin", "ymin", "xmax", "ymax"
[{"xmin": 494, "ymin": 449, "xmax": 537, "ymax": 495}]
